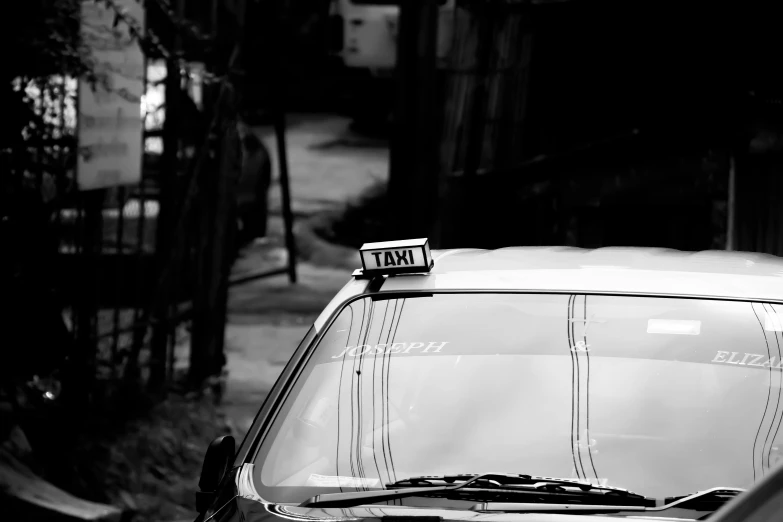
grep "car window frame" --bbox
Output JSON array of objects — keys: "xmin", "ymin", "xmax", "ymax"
[
  {"xmin": 238, "ymin": 289, "xmax": 783, "ymax": 502},
  {"xmin": 711, "ymin": 461, "xmax": 783, "ymax": 522}
]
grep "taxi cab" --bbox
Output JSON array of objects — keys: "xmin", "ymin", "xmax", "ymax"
[{"xmin": 194, "ymin": 239, "xmax": 783, "ymax": 522}]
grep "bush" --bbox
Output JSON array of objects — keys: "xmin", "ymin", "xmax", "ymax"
[{"xmin": 54, "ymin": 394, "xmax": 234, "ymax": 522}]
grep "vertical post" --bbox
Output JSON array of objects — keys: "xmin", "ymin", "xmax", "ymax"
[
  {"xmin": 189, "ymin": 0, "xmax": 220, "ymax": 387},
  {"xmin": 207, "ymin": 0, "xmax": 248, "ymax": 391},
  {"xmin": 270, "ymin": 0, "xmax": 297, "ymax": 283},
  {"xmin": 276, "ymin": 111, "xmax": 298, "ymax": 283},
  {"xmin": 189, "ymin": 0, "xmax": 224, "ymax": 389},
  {"xmin": 462, "ymin": 9, "xmax": 494, "ymax": 180},
  {"xmin": 73, "ymin": 190, "xmax": 104, "ymax": 405},
  {"xmin": 189, "ymin": 168, "xmax": 210, "ymax": 387},
  {"xmin": 726, "ymin": 153, "xmax": 736, "ymax": 251},
  {"xmin": 211, "ymin": 0, "xmax": 219, "ymax": 37},
  {"xmin": 149, "ymin": 0, "xmax": 184, "ymax": 391},
  {"xmin": 386, "ymin": 0, "xmax": 440, "ymax": 240},
  {"xmin": 189, "ymin": 0, "xmax": 246, "ymax": 390},
  {"xmin": 206, "ymin": 93, "xmax": 241, "ymax": 390}
]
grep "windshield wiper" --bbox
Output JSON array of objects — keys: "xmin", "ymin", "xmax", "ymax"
[
  {"xmin": 473, "ymin": 487, "xmax": 746, "ymax": 516},
  {"xmin": 299, "ymin": 473, "xmax": 651, "ymax": 508},
  {"xmin": 389, "ymin": 474, "xmax": 643, "ymax": 497}
]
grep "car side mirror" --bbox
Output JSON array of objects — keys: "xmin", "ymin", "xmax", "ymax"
[{"xmin": 196, "ymin": 435, "xmax": 235, "ymax": 513}]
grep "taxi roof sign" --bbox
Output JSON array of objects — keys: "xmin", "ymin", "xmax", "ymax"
[{"xmin": 356, "ymin": 238, "xmax": 433, "ymax": 278}]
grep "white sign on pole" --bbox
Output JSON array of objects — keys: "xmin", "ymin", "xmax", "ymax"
[{"xmin": 77, "ymin": 0, "xmax": 145, "ymax": 191}]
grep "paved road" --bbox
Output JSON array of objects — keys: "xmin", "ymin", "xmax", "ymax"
[
  {"xmin": 220, "ymin": 114, "xmax": 388, "ymax": 436},
  {"xmin": 257, "ymin": 114, "xmax": 389, "ymax": 217}
]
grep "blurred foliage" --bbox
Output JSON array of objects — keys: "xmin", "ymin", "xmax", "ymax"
[
  {"xmin": 1, "ymin": 4, "xmax": 237, "ymax": 519},
  {"xmin": 0, "ymin": 0, "xmax": 212, "ymax": 159},
  {"xmin": 0, "ymin": 0, "xmax": 86, "ymax": 155},
  {"xmin": 0, "ymin": 0, "xmax": 88, "ymax": 80},
  {"xmin": 53, "ymin": 393, "xmax": 234, "ymax": 521}
]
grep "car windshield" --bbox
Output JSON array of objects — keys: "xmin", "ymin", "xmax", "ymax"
[{"xmin": 253, "ymin": 292, "xmax": 783, "ymax": 505}]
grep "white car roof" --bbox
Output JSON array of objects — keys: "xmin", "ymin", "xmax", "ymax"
[{"xmin": 315, "ymin": 247, "xmax": 783, "ymax": 332}]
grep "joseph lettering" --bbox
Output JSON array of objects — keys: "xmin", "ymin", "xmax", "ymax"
[{"xmin": 332, "ymin": 341, "xmax": 449, "ymax": 359}]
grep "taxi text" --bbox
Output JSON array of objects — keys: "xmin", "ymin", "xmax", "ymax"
[{"xmin": 367, "ymin": 249, "xmax": 419, "ymax": 268}]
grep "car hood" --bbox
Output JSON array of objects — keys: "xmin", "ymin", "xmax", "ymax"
[{"xmin": 230, "ymin": 497, "xmax": 694, "ymax": 522}]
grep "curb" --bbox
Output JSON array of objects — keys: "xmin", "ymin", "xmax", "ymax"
[{"xmin": 293, "ymin": 214, "xmax": 360, "ymax": 271}]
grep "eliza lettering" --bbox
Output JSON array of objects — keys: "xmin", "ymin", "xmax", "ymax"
[
  {"xmin": 712, "ymin": 351, "xmax": 783, "ymax": 369},
  {"xmin": 332, "ymin": 341, "xmax": 449, "ymax": 359}
]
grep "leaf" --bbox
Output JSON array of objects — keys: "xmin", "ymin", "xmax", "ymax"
[
  {"xmin": 149, "ymin": 465, "xmax": 168, "ymax": 480},
  {"xmin": 118, "ymin": 490, "xmax": 138, "ymax": 511}
]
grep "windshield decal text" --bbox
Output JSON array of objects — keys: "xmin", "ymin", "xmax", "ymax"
[
  {"xmin": 331, "ymin": 341, "xmax": 449, "ymax": 359},
  {"xmin": 712, "ymin": 351, "xmax": 783, "ymax": 369},
  {"xmin": 306, "ymin": 474, "xmax": 381, "ymax": 488}
]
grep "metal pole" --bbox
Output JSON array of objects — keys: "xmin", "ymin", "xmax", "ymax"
[
  {"xmin": 188, "ymin": 0, "xmax": 227, "ymax": 388},
  {"xmin": 726, "ymin": 153, "xmax": 736, "ymax": 251},
  {"xmin": 149, "ymin": 0, "xmax": 184, "ymax": 391},
  {"xmin": 273, "ymin": 1, "xmax": 297, "ymax": 283},
  {"xmin": 276, "ymin": 111, "xmax": 297, "ymax": 283},
  {"xmin": 74, "ymin": 190, "xmax": 103, "ymax": 404},
  {"xmin": 206, "ymin": 0, "xmax": 248, "ymax": 387}
]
